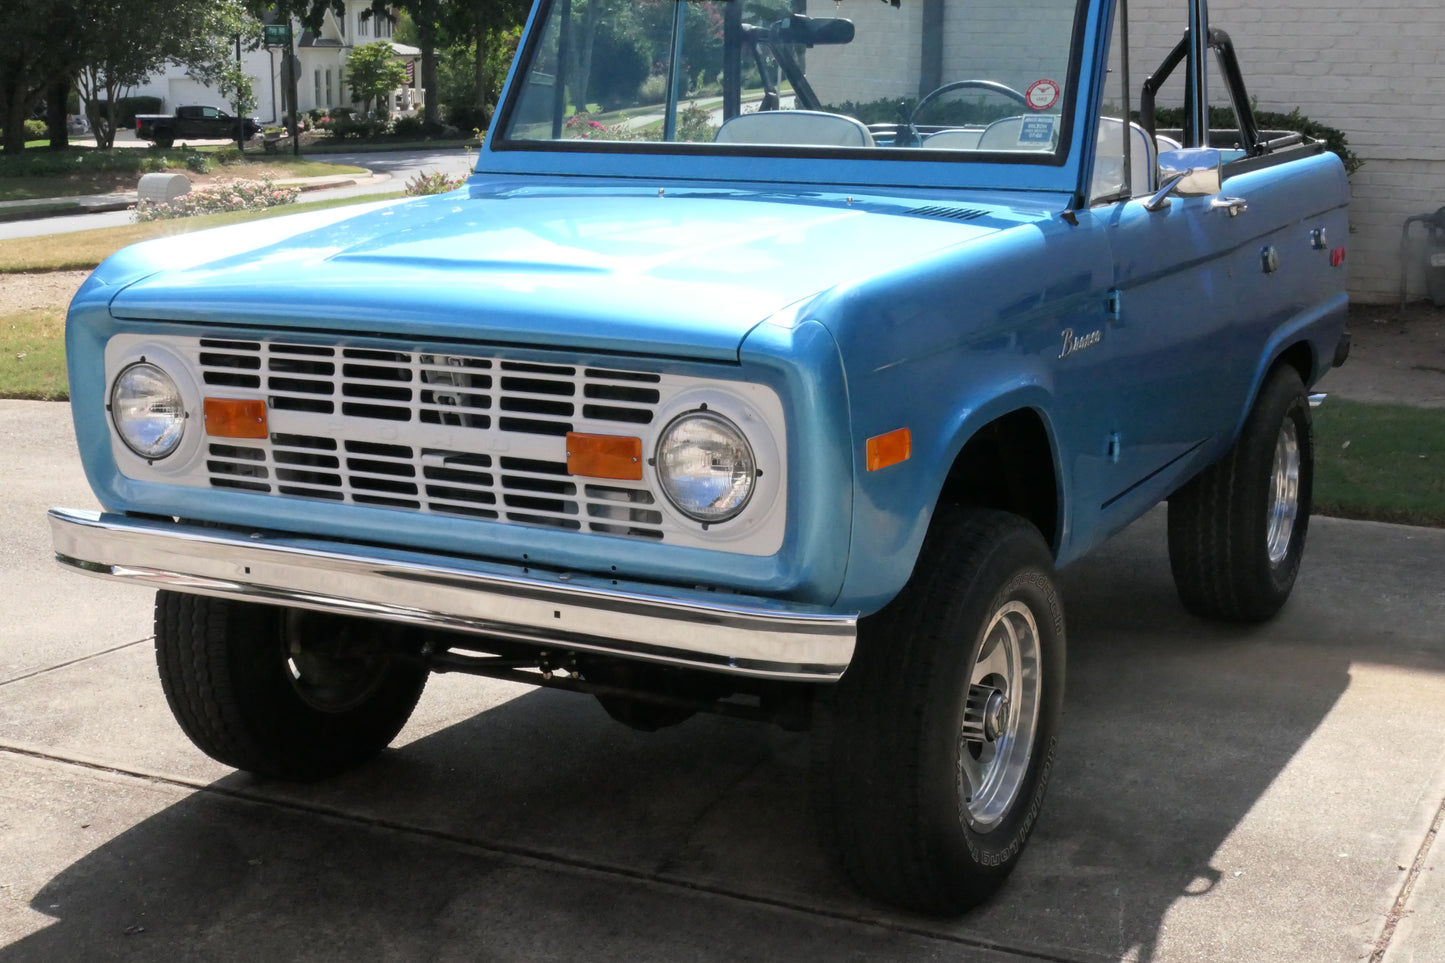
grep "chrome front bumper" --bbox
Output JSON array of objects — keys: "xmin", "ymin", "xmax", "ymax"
[{"xmin": 49, "ymin": 508, "xmax": 856, "ymax": 681}]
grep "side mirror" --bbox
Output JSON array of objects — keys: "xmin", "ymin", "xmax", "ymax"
[{"xmin": 1145, "ymin": 148, "xmax": 1223, "ymax": 211}]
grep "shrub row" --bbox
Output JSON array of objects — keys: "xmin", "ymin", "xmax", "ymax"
[{"xmin": 134, "ymin": 179, "xmax": 300, "ymax": 221}]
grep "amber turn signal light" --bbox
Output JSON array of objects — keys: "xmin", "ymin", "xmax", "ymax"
[
  {"xmin": 567, "ymin": 432, "xmax": 643, "ymax": 480},
  {"xmin": 866, "ymin": 427, "xmax": 911, "ymax": 471},
  {"xmin": 204, "ymin": 398, "xmax": 268, "ymax": 439}
]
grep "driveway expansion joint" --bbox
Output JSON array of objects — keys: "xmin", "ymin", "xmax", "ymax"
[
  {"xmin": 1370, "ymin": 792, "xmax": 1445, "ymax": 962},
  {"xmin": 0, "ymin": 636, "xmax": 151, "ymax": 688}
]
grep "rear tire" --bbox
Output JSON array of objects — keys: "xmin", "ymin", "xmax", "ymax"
[
  {"xmin": 813, "ymin": 507, "xmax": 1065, "ymax": 915},
  {"xmin": 154, "ymin": 592, "xmax": 429, "ymax": 780},
  {"xmin": 1168, "ymin": 366, "xmax": 1313, "ymax": 622},
  {"xmin": 154, "ymin": 132, "xmax": 174, "ymax": 149}
]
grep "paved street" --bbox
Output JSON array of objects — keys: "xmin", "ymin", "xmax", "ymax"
[{"xmin": 3, "ymin": 398, "xmax": 1444, "ymax": 960}]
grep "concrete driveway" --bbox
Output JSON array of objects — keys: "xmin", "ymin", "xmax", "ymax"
[{"xmin": 2, "ymin": 398, "xmax": 1443, "ymax": 962}]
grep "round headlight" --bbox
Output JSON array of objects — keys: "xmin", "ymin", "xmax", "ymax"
[
  {"xmin": 656, "ymin": 411, "xmax": 756, "ymax": 523},
  {"xmin": 110, "ymin": 362, "xmax": 186, "ymax": 459}
]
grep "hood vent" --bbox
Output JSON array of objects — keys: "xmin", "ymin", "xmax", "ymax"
[{"xmin": 905, "ymin": 205, "xmax": 989, "ymax": 221}]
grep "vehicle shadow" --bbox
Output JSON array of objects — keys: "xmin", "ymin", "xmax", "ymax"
[{"xmin": 6, "ymin": 512, "xmax": 1430, "ymax": 962}]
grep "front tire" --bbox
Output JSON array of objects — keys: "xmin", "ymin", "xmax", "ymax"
[
  {"xmin": 814, "ymin": 508, "xmax": 1065, "ymax": 915},
  {"xmin": 154, "ymin": 592, "xmax": 429, "ymax": 780},
  {"xmin": 1168, "ymin": 366, "xmax": 1314, "ymax": 622}
]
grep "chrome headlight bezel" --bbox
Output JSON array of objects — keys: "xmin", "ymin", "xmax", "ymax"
[
  {"xmin": 109, "ymin": 361, "xmax": 187, "ymax": 460},
  {"xmin": 654, "ymin": 410, "xmax": 758, "ymax": 524}
]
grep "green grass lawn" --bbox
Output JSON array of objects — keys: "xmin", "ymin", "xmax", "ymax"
[
  {"xmin": 1313, "ymin": 400, "xmax": 1445, "ymax": 527},
  {"xmin": 0, "ymin": 191, "xmax": 407, "ymax": 400},
  {"xmin": 0, "ymin": 304, "xmax": 67, "ymax": 400}
]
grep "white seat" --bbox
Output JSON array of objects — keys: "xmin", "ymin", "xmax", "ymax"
[
  {"xmin": 921, "ymin": 128, "xmax": 984, "ymax": 150},
  {"xmin": 1092, "ymin": 117, "xmax": 1158, "ymax": 198},
  {"xmin": 714, "ymin": 110, "xmax": 874, "ymax": 148}
]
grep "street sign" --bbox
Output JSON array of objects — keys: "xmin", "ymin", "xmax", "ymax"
[{"xmin": 263, "ymin": 23, "xmax": 290, "ymax": 46}]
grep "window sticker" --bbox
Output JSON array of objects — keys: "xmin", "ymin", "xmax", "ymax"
[
  {"xmin": 1017, "ymin": 114, "xmax": 1057, "ymax": 147},
  {"xmin": 1026, "ymin": 79, "xmax": 1061, "ymax": 111}
]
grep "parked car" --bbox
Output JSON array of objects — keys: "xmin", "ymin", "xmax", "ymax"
[
  {"xmin": 53, "ymin": 0, "xmax": 1349, "ymax": 914},
  {"xmin": 134, "ymin": 105, "xmax": 260, "ymax": 147}
]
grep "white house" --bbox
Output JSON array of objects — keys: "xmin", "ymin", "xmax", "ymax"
[{"xmin": 122, "ymin": 1, "xmax": 421, "ymax": 127}]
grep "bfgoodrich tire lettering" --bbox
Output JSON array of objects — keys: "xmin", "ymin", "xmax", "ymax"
[
  {"xmin": 813, "ymin": 507, "xmax": 1066, "ymax": 915},
  {"xmin": 154, "ymin": 592, "xmax": 429, "ymax": 780},
  {"xmin": 1168, "ymin": 365, "xmax": 1314, "ymax": 622}
]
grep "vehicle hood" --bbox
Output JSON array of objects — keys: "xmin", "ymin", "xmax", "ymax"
[{"xmin": 106, "ymin": 186, "xmax": 1038, "ymax": 360}]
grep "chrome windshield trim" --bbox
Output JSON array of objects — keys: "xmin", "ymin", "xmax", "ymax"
[{"xmin": 49, "ymin": 508, "xmax": 855, "ymax": 681}]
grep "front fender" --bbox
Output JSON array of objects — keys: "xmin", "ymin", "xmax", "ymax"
[{"xmin": 836, "ymin": 383, "xmax": 1062, "ymax": 615}]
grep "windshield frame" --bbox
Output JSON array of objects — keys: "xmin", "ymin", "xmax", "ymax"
[{"xmin": 480, "ymin": 0, "xmax": 1106, "ymax": 197}]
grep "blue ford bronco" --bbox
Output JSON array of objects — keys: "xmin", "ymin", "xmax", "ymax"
[{"xmin": 52, "ymin": 0, "xmax": 1349, "ymax": 913}]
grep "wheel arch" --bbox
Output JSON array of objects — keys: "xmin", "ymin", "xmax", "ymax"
[
  {"xmin": 936, "ymin": 406, "xmax": 1063, "ymax": 555},
  {"xmin": 1273, "ymin": 339, "xmax": 1315, "ymax": 389},
  {"xmin": 1232, "ymin": 338, "xmax": 1316, "ymax": 443}
]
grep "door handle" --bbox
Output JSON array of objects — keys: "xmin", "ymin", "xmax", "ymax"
[{"xmin": 1211, "ymin": 196, "xmax": 1248, "ymax": 217}]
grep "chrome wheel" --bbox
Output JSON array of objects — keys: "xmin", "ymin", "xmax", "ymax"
[
  {"xmin": 1266, "ymin": 418, "xmax": 1301, "ymax": 565},
  {"xmin": 958, "ymin": 600, "xmax": 1042, "ymax": 831}
]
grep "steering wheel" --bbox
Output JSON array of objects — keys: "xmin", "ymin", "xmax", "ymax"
[{"xmin": 900, "ymin": 80, "xmax": 1031, "ymax": 146}]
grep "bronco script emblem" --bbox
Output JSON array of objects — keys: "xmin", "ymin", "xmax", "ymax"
[{"xmin": 1059, "ymin": 327, "xmax": 1103, "ymax": 359}]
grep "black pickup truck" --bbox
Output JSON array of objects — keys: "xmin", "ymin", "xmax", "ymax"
[{"xmin": 134, "ymin": 105, "xmax": 259, "ymax": 148}]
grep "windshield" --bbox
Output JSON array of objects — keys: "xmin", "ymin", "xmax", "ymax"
[{"xmin": 498, "ymin": 0, "xmax": 1088, "ymax": 158}]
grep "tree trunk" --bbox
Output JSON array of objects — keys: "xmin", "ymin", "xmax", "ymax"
[
  {"xmin": 420, "ymin": 18, "xmax": 439, "ymax": 128},
  {"xmin": 473, "ymin": 34, "xmax": 485, "ymax": 112},
  {"xmin": 574, "ymin": 0, "xmax": 602, "ymax": 112},
  {"xmin": 0, "ymin": 60, "xmax": 29, "ymax": 154},
  {"xmin": 46, "ymin": 74, "xmax": 69, "ymax": 151}
]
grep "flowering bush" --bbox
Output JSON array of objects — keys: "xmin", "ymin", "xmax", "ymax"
[
  {"xmin": 563, "ymin": 105, "xmax": 715, "ymax": 143},
  {"xmin": 565, "ymin": 112, "xmax": 638, "ymax": 141},
  {"xmin": 134, "ymin": 179, "xmax": 300, "ymax": 221},
  {"xmin": 405, "ymin": 170, "xmax": 466, "ymax": 195}
]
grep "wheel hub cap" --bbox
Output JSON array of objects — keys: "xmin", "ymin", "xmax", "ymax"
[
  {"xmin": 1266, "ymin": 417, "xmax": 1301, "ymax": 565},
  {"xmin": 983, "ymin": 689, "xmax": 1009, "ymax": 742}
]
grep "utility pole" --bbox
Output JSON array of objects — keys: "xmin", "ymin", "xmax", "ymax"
[
  {"xmin": 235, "ymin": 33, "xmax": 246, "ymax": 154},
  {"xmin": 287, "ymin": 19, "xmax": 300, "ymax": 155}
]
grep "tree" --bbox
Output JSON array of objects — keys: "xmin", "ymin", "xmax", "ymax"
[
  {"xmin": 347, "ymin": 41, "xmax": 407, "ymax": 116},
  {"xmin": 0, "ymin": 2, "xmax": 80, "ymax": 155},
  {"xmin": 72, "ymin": 0, "xmax": 256, "ymax": 148}
]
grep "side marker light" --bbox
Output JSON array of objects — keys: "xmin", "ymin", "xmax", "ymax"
[{"xmin": 866, "ymin": 428, "xmax": 912, "ymax": 472}]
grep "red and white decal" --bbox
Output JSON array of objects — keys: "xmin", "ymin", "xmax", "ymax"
[{"xmin": 1025, "ymin": 79, "xmax": 1061, "ymax": 111}]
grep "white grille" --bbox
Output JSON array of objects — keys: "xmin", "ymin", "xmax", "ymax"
[
  {"xmin": 196, "ymin": 339, "xmax": 666, "ymax": 539},
  {"xmin": 104, "ymin": 334, "xmax": 789, "ymax": 556}
]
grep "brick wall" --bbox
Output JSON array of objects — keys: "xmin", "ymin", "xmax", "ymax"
[{"xmin": 1129, "ymin": 0, "xmax": 1445, "ymax": 302}]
